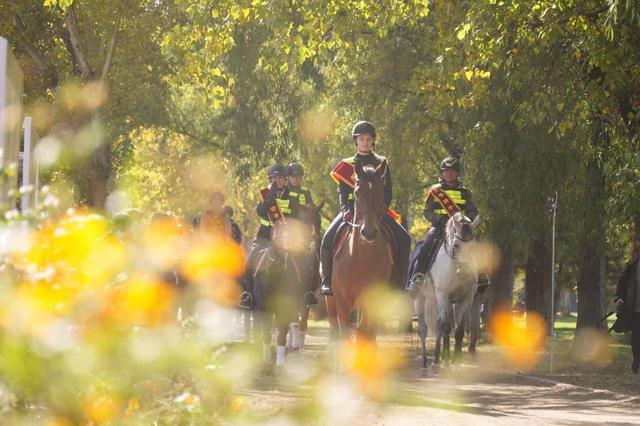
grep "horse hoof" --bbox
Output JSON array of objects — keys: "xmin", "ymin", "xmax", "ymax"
[{"xmin": 420, "ymin": 367, "xmax": 430, "ymax": 378}]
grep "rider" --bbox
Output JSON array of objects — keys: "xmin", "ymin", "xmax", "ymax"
[
  {"xmin": 319, "ymin": 120, "xmax": 411, "ymax": 295},
  {"xmin": 286, "ymin": 163, "xmax": 314, "ymax": 207},
  {"xmin": 406, "ymin": 157, "xmax": 478, "ymax": 294},
  {"xmin": 286, "ymin": 162, "xmax": 320, "ymax": 307},
  {"xmin": 237, "ymin": 163, "xmax": 299, "ymax": 309}
]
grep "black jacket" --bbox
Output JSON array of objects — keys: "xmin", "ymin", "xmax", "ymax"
[
  {"xmin": 340, "ymin": 152, "xmax": 392, "ymax": 213},
  {"xmin": 423, "ymin": 179, "xmax": 478, "ymax": 227},
  {"xmin": 613, "ymin": 257, "xmax": 640, "ymax": 333}
]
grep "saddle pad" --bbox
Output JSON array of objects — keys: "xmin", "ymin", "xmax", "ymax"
[
  {"xmin": 380, "ymin": 222, "xmax": 396, "ymax": 264},
  {"xmin": 332, "ymin": 222, "xmax": 396, "ymax": 264},
  {"xmin": 332, "ymin": 223, "xmax": 351, "ymax": 258},
  {"xmin": 425, "ymin": 239, "xmax": 444, "ymax": 273}
]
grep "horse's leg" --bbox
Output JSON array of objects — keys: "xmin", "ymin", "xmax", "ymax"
[
  {"xmin": 258, "ymin": 312, "xmax": 272, "ymax": 364},
  {"xmin": 336, "ymin": 297, "xmax": 352, "ymax": 342},
  {"xmin": 436, "ymin": 292, "xmax": 451, "ymax": 364},
  {"xmin": 275, "ymin": 322, "xmax": 288, "ymax": 367},
  {"xmin": 414, "ymin": 295, "xmax": 429, "ymax": 371},
  {"xmin": 468, "ymin": 292, "xmax": 481, "ymax": 355},
  {"xmin": 325, "ymin": 295, "xmax": 340, "ymax": 344},
  {"xmin": 434, "ymin": 324, "xmax": 441, "ymax": 365},
  {"xmin": 453, "ymin": 297, "xmax": 473, "ymax": 362},
  {"xmin": 298, "ymin": 306, "xmax": 309, "ymax": 350},
  {"xmin": 243, "ymin": 310, "xmax": 252, "ymax": 343}
]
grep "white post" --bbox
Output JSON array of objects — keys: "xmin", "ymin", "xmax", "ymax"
[{"xmin": 0, "ymin": 37, "xmax": 24, "ymax": 207}]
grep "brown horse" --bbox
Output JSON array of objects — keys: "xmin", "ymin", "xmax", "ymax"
[{"xmin": 326, "ymin": 159, "xmax": 393, "ymax": 344}]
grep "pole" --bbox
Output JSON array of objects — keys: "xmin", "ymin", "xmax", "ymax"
[
  {"xmin": 550, "ymin": 190, "xmax": 557, "ymax": 334},
  {"xmin": 548, "ymin": 191, "xmax": 558, "ymax": 374}
]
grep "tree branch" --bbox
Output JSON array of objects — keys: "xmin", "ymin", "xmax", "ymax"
[
  {"xmin": 64, "ymin": 3, "xmax": 93, "ymax": 79},
  {"xmin": 101, "ymin": 9, "xmax": 122, "ymax": 81}
]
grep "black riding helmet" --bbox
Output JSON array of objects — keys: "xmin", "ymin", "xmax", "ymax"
[
  {"xmin": 351, "ymin": 121, "xmax": 376, "ymax": 140},
  {"xmin": 440, "ymin": 157, "xmax": 461, "ymax": 174},
  {"xmin": 286, "ymin": 162, "xmax": 304, "ymax": 177},
  {"xmin": 267, "ymin": 163, "xmax": 286, "ymax": 178}
]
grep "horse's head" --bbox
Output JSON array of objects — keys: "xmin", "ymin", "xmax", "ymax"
[
  {"xmin": 298, "ymin": 200, "xmax": 325, "ymax": 239},
  {"xmin": 354, "ymin": 159, "xmax": 387, "ymax": 242},
  {"xmin": 446, "ymin": 212, "xmax": 480, "ymax": 259}
]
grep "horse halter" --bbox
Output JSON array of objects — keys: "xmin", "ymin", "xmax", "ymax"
[
  {"xmin": 446, "ymin": 219, "xmax": 474, "ymax": 260},
  {"xmin": 353, "ymin": 178, "xmax": 385, "ymax": 236}
]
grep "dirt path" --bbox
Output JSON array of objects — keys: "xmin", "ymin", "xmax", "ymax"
[{"xmin": 235, "ymin": 323, "xmax": 640, "ymax": 425}]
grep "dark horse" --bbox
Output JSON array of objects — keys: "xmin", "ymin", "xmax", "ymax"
[
  {"xmin": 291, "ymin": 201, "xmax": 325, "ymax": 350},
  {"xmin": 326, "ymin": 159, "xmax": 393, "ymax": 345},
  {"xmin": 253, "ymin": 222, "xmax": 305, "ymax": 368}
]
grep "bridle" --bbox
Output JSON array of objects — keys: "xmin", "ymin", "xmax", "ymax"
[{"xmin": 444, "ymin": 217, "xmax": 474, "ymax": 260}]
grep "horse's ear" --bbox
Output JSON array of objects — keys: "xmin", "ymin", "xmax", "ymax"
[
  {"xmin": 354, "ymin": 159, "xmax": 365, "ymax": 177},
  {"xmin": 375, "ymin": 159, "xmax": 388, "ymax": 179},
  {"xmin": 317, "ymin": 199, "xmax": 326, "ymax": 211},
  {"xmin": 470, "ymin": 214, "xmax": 480, "ymax": 231}
]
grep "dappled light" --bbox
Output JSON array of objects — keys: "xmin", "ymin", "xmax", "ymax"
[
  {"xmin": 2, "ymin": 0, "xmax": 640, "ymax": 422},
  {"xmin": 571, "ymin": 328, "xmax": 613, "ymax": 367}
]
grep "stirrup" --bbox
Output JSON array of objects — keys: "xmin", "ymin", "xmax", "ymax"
[
  {"xmin": 411, "ymin": 273, "xmax": 425, "ymax": 287},
  {"xmin": 237, "ymin": 292, "xmax": 253, "ymax": 310},
  {"xmin": 320, "ymin": 283, "xmax": 333, "ymax": 296},
  {"xmin": 304, "ymin": 291, "xmax": 319, "ymax": 307}
]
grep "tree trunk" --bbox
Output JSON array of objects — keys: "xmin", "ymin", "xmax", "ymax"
[
  {"xmin": 491, "ymin": 243, "xmax": 514, "ymax": 312},
  {"xmin": 576, "ymin": 156, "xmax": 606, "ymax": 331},
  {"xmin": 633, "ymin": 212, "xmax": 640, "ymax": 259},
  {"xmin": 524, "ymin": 239, "xmax": 551, "ymax": 331}
]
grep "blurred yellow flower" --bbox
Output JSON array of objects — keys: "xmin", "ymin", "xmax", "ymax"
[
  {"xmin": 103, "ymin": 274, "xmax": 176, "ymax": 326},
  {"xmin": 82, "ymin": 393, "xmax": 121, "ymax": 424},
  {"xmin": 490, "ymin": 307, "xmax": 547, "ymax": 371},
  {"xmin": 141, "ymin": 215, "xmax": 188, "ymax": 269},
  {"xmin": 180, "ymin": 236, "xmax": 245, "ymax": 282}
]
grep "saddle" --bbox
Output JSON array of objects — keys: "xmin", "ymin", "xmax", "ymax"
[
  {"xmin": 424, "ymin": 238, "xmax": 443, "ymax": 274},
  {"xmin": 331, "ymin": 222, "xmax": 397, "ymax": 264}
]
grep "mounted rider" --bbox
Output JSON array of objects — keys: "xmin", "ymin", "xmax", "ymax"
[
  {"xmin": 286, "ymin": 162, "xmax": 314, "ymax": 208},
  {"xmin": 319, "ymin": 120, "xmax": 411, "ymax": 295},
  {"xmin": 286, "ymin": 162, "xmax": 320, "ymax": 307},
  {"xmin": 406, "ymin": 156, "xmax": 478, "ymax": 293},
  {"xmin": 237, "ymin": 163, "xmax": 300, "ymax": 309}
]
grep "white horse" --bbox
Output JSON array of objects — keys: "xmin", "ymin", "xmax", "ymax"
[{"xmin": 413, "ymin": 212, "xmax": 480, "ymax": 370}]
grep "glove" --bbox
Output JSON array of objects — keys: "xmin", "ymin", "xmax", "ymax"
[
  {"xmin": 268, "ymin": 183, "xmax": 279, "ymax": 197},
  {"xmin": 342, "ymin": 210, "xmax": 353, "ymax": 223}
]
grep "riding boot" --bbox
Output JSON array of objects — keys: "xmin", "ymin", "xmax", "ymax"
[{"xmin": 319, "ymin": 249, "xmax": 333, "ymax": 295}]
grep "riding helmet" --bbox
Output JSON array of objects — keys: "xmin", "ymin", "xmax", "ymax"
[
  {"xmin": 440, "ymin": 157, "xmax": 461, "ymax": 174},
  {"xmin": 267, "ymin": 163, "xmax": 286, "ymax": 178},
  {"xmin": 286, "ymin": 162, "xmax": 304, "ymax": 177},
  {"xmin": 351, "ymin": 121, "xmax": 376, "ymax": 140}
]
